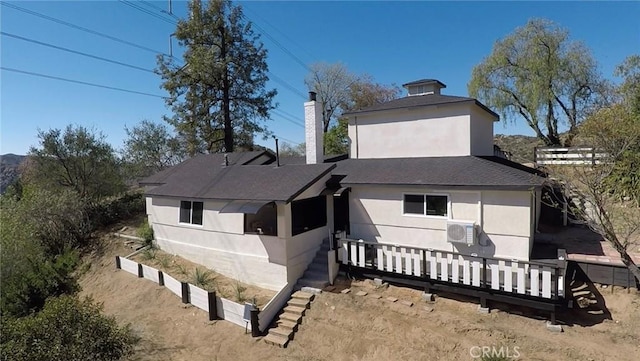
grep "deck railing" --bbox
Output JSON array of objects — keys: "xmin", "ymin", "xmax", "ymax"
[
  {"xmin": 534, "ymin": 147, "xmax": 606, "ymax": 166},
  {"xmin": 337, "ymin": 239, "xmax": 565, "ymax": 300}
]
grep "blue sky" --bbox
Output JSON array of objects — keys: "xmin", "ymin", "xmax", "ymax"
[{"xmin": 1, "ymin": 0, "xmax": 638, "ymax": 155}]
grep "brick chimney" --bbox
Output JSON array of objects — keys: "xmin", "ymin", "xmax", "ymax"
[{"xmin": 304, "ymin": 91, "xmax": 323, "ymax": 164}]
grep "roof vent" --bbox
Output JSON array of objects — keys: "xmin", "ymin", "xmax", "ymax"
[{"xmin": 402, "ymin": 79, "xmax": 446, "ymax": 96}]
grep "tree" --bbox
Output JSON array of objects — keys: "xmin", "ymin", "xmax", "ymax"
[
  {"xmin": 278, "ymin": 142, "xmax": 305, "ymax": 157},
  {"xmin": 157, "ymin": 0, "xmax": 277, "ymax": 154},
  {"xmin": 469, "ymin": 18, "xmax": 604, "ymax": 146},
  {"xmin": 304, "ymin": 62, "xmax": 357, "ymax": 133},
  {"xmin": 122, "ymin": 120, "xmax": 185, "ymax": 179},
  {"xmin": 547, "ymin": 59, "xmax": 640, "ymax": 284},
  {"xmin": 25, "ymin": 125, "xmax": 124, "ymax": 201},
  {"xmin": 1, "ymin": 296, "xmax": 138, "ymax": 361},
  {"xmin": 615, "ymin": 54, "xmax": 640, "ymax": 114}
]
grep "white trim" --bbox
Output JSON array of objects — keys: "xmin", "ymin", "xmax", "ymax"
[
  {"xmin": 179, "ymin": 200, "xmax": 204, "ymax": 226},
  {"xmin": 401, "ymin": 192, "xmax": 450, "ymax": 219}
]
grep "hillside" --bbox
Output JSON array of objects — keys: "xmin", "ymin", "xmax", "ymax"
[
  {"xmin": 0, "ymin": 154, "xmax": 26, "ymax": 194},
  {"xmin": 494, "ymin": 134, "xmax": 543, "ymax": 164}
]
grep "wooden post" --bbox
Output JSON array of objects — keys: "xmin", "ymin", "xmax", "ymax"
[
  {"xmin": 115, "ymin": 256, "xmax": 121, "ymax": 269},
  {"xmin": 347, "ymin": 241, "xmax": 352, "ymax": 265},
  {"xmin": 482, "ymin": 258, "xmax": 488, "ymax": 288},
  {"xmin": 250, "ymin": 308, "xmax": 260, "ymax": 337},
  {"xmin": 181, "ymin": 282, "xmax": 190, "ymax": 304},
  {"xmin": 422, "ymin": 250, "xmax": 427, "ymax": 278},
  {"xmin": 137, "ymin": 263, "xmax": 143, "ymax": 278},
  {"xmin": 207, "ymin": 291, "xmax": 217, "ymax": 321},
  {"xmin": 158, "ymin": 271, "xmax": 165, "ymax": 286}
]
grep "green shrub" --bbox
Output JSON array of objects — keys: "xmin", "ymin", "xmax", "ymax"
[
  {"xmin": 87, "ymin": 192, "xmax": 144, "ymax": 230},
  {"xmin": 1, "ymin": 295, "xmax": 138, "ymax": 361},
  {"xmin": 137, "ymin": 220, "xmax": 154, "ymax": 247},
  {"xmin": 192, "ymin": 267, "xmax": 214, "ymax": 288}
]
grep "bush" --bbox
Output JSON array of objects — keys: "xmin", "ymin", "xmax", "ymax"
[
  {"xmin": 87, "ymin": 192, "xmax": 145, "ymax": 229},
  {"xmin": 137, "ymin": 219, "xmax": 154, "ymax": 246},
  {"xmin": 1, "ymin": 295, "xmax": 138, "ymax": 361}
]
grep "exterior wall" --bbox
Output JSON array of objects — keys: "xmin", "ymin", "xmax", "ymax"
[
  {"xmin": 469, "ymin": 105, "xmax": 496, "ymax": 156},
  {"xmin": 148, "ymin": 197, "xmax": 287, "ymax": 291},
  {"xmin": 348, "ymin": 104, "xmax": 472, "ymax": 158},
  {"xmin": 347, "ymin": 185, "xmax": 533, "ymax": 261}
]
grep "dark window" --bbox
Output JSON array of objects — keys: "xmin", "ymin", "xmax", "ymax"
[
  {"xmin": 403, "ymin": 194, "xmax": 425, "ymax": 214},
  {"xmin": 180, "ymin": 201, "xmax": 204, "ymax": 225},
  {"xmin": 291, "ymin": 196, "xmax": 327, "ymax": 236},
  {"xmin": 426, "ymin": 195, "xmax": 448, "ymax": 216},
  {"xmin": 403, "ymin": 194, "xmax": 448, "ymax": 217},
  {"xmin": 244, "ymin": 202, "xmax": 278, "ymax": 236}
]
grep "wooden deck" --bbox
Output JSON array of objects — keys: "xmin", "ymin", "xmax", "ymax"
[{"xmin": 336, "ymin": 238, "xmax": 567, "ymax": 308}]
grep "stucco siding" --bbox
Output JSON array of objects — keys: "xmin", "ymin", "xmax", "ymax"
[
  {"xmin": 349, "ymin": 105, "xmax": 473, "ymax": 158},
  {"xmin": 469, "ymin": 106, "xmax": 495, "ymax": 156},
  {"xmin": 346, "ymin": 185, "xmax": 533, "ymax": 260}
]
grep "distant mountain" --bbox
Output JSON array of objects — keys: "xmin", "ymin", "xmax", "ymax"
[
  {"xmin": 1, "ymin": 154, "xmax": 26, "ymax": 194},
  {"xmin": 494, "ymin": 134, "xmax": 543, "ymax": 164}
]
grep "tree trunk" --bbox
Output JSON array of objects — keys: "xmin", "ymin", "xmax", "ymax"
[{"xmin": 220, "ymin": 26, "xmax": 233, "ymax": 153}]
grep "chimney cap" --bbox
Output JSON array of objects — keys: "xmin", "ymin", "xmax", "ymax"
[{"xmin": 308, "ymin": 91, "xmax": 317, "ymax": 101}]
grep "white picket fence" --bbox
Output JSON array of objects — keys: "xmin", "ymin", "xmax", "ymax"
[
  {"xmin": 338, "ymin": 239, "xmax": 564, "ymax": 300},
  {"xmin": 535, "ymin": 147, "xmax": 606, "ymax": 166}
]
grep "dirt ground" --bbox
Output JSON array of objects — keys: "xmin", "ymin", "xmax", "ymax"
[{"xmin": 80, "ymin": 223, "xmax": 640, "ymax": 361}]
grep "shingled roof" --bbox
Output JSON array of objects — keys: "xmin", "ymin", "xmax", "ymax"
[
  {"xmin": 143, "ymin": 151, "xmax": 335, "ymax": 202},
  {"xmin": 333, "ymin": 156, "xmax": 545, "ymax": 190},
  {"xmin": 342, "ymin": 94, "xmax": 499, "ymax": 119}
]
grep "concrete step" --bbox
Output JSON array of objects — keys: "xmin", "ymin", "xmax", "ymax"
[
  {"xmin": 287, "ymin": 298, "xmax": 310, "ymax": 309},
  {"xmin": 308, "ymin": 262, "xmax": 328, "ymax": 273},
  {"xmin": 276, "ymin": 319, "xmax": 299, "ymax": 332},
  {"xmin": 299, "ymin": 286, "xmax": 323, "ymax": 295},
  {"xmin": 264, "ymin": 333, "xmax": 289, "ymax": 348},
  {"xmin": 269, "ymin": 326, "xmax": 293, "ymax": 340},
  {"xmin": 283, "ymin": 305, "xmax": 306, "ymax": 316},
  {"xmin": 291, "ymin": 291, "xmax": 314, "ymax": 302},
  {"xmin": 279, "ymin": 312, "xmax": 302, "ymax": 324},
  {"xmin": 303, "ymin": 270, "xmax": 329, "ymax": 281},
  {"xmin": 297, "ymin": 278, "xmax": 329, "ymax": 289}
]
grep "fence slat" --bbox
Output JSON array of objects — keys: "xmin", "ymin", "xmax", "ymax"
[
  {"xmin": 428, "ymin": 252, "xmax": 438, "ymax": 280},
  {"xmin": 490, "ymin": 263, "xmax": 500, "ymax": 290},
  {"xmin": 472, "ymin": 260, "xmax": 481, "ymax": 287},
  {"xmin": 440, "ymin": 257, "xmax": 448, "ymax": 281},
  {"xmin": 530, "ymin": 267, "xmax": 540, "ymax": 297},
  {"xmin": 451, "ymin": 257, "xmax": 459, "ymax": 283},
  {"xmin": 542, "ymin": 267, "xmax": 552, "ymax": 298},
  {"xmin": 358, "ymin": 243, "xmax": 365, "ymax": 267},
  {"xmin": 516, "ymin": 264, "xmax": 526, "ymax": 294},
  {"xmin": 404, "ymin": 248, "xmax": 413, "ymax": 275},
  {"xmin": 413, "ymin": 250, "xmax": 421, "ymax": 276},
  {"xmin": 394, "ymin": 246, "xmax": 402, "ymax": 273},
  {"xmin": 463, "ymin": 259, "xmax": 470, "ymax": 285},
  {"xmin": 376, "ymin": 246, "xmax": 384, "ymax": 271},
  {"xmin": 385, "ymin": 246, "xmax": 393, "ymax": 272},
  {"xmin": 504, "ymin": 262, "xmax": 513, "ymax": 292},
  {"xmin": 350, "ymin": 243, "xmax": 357, "ymax": 265}
]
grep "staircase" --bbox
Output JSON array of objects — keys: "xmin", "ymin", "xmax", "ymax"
[
  {"xmin": 296, "ymin": 239, "xmax": 331, "ymax": 290},
  {"xmin": 263, "ymin": 291, "xmax": 315, "ymax": 348}
]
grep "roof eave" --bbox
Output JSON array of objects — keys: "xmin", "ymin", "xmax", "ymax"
[{"xmin": 285, "ymin": 164, "xmax": 337, "ymax": 203}]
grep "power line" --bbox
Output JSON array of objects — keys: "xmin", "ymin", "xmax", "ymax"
[
  {"xmin": 118, "ymin": 0, "xmax": 177, "ymax": 25},
  {"xmin": 140, "ymin": 0, "xmax": 180, "ymax": 20},
  {"xmin": 1, "ymin": 66, "xmax": 165, "ymax": 99},
  {"xmin": 0, "ymin": 2, "xmax": 172, "ymax": 58},
  {"xmin": 272, "ymin": 109, "xmax": 304, "ymax": 128},
  {"xmin": 267, "ymin": 71, "xmax": 306, "ymax": 99},
  {"xmin": 1, "ymin": 31, "xmax": 156, "ymax": 74}
]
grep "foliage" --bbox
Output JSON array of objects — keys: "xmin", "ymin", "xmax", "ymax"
[
  {"xmin": 324, "ymin": 118, "xmax": 349, "ymax": 155},
  {"xmin": 122, "ymin": 120, "xmax": 185, "ymax": 179},
  {"xmin": 469, "ymin": 18, "xmax": 604, "ymax": 146},
  {"xmin": 157, "ymin": 0, "xmax": 277, "ymax": 154},
  {"xmin": 192, "ymin": 267, "xmax": 215, "ymax": 288},
  {"xmin": 233, "ymin": 280, "xmax": 247, "ymax": 303},
  {"xmin": 278, "ymin": 141, "xmax": 305, "ymax": 157},
  {"xmin": 137, "ymin": 219, "xmax": 155, "ymax": 247},
  {"xmin": 615, "ymin": 54, "xmax": 640, "ymax": 114},
  {"xmin": 1, "ymin": 296, "xmax": 138, "ymax": 361},
  {"xmin": 86, "ymin": 191, "xmax": 145, "ymax": 230},
  {"xmin": 25, "ymin": 125, "xmax": 125, "ymax": 201},
  {"xmin": 304, "ymin": 62, "xmax": 357, "ymax": 133},
  {"xmin": 140, "ymin": 248, "xmax": 157, "ymax": 261}
]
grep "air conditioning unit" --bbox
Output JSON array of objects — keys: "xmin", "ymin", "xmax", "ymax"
[{"xmin": 447, "ymin": 221, "xmax": 476, "ymax": 245}]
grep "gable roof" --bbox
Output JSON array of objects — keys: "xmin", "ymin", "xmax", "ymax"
[
  {"xmin": 342, "ymin": 94, "xmax": 499, "ymax": 120},
  {"xmin": 139, "ymin": 151, "xmax": 272, "ymax": 185},
  {"xmin": 334, "ymin": 156, "xmax": 545, "ymax": 190},
  {"xmin": 143, "ymin": 151, "xmax": 335, "ymax": 202}
]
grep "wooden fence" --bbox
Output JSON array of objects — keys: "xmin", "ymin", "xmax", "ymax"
[
  {"xmin": 337, "ymin": 239, "xmax": 565, "ymax": 300},
  {"xmin": 116, "ymin": 256, "xmax": 252, "ymax": 330},
  {"xmin": 535, "ymin": 147, "xmax": 606, "ymax": 166}
]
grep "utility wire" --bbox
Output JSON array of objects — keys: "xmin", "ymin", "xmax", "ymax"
[
  {"xmin": 1, "ymin": 67, "xmax": 165, "ymax": 99},
  {"xmin": 118, "ymin": 0, "xmax": 177, "ymax": 25},
  {"xmin": 0, "ymin": 2, "xmax": 173, "ymax": 58},
  {"xmin": 272, "ymin": 111, "xmax": 304, "ymax": 128},
  {"xmin": 1, "ymin": 31, "xmax": 156, "ymax": 74},
  {"xmin": 140, "ymin": 0, "xmax": 180, "ymax": 20},
  {"xmin": 267, "ymin": 71, "xmax": 307, "ymax": 99}
]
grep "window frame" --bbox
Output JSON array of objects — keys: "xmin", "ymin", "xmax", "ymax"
[
  {"xmin": 179, "ymin": 200, "xmax": 204, "ymax": 226},
  {"xmin": 402, "ymin": 193, "xmax": 450, "ymax": 219}
]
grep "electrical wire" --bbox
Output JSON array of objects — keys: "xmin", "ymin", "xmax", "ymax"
[
  {"xmin": 0, "ymin": 1, "xmax": 173, "ymax": 58},
  {"xmin": 1, "ymin": 31, "xmax": 156, "ymax": 74},
  {"xmin": 118, "ymin": 0, "xmax": 177, "ymax": 25},
  {"xmin": 140, "ymin": 0, "xmax": 180, "ymax": 20},
  {"xmin": 1, "ymin": 66, "xmax": 166, "ymax": 98}
]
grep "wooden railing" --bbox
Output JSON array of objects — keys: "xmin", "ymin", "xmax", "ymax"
[
  {"xmin": 337, "ymin": 239, "xmax": 566, "ymax": 300},
  {"xmin": 535, "ymin": 147, "xmax": 606, "ymax": 166}
]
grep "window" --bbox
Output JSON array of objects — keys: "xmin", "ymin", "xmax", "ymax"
[
  {"xmin": 244, "ymin": 202, "xmax": 278, "ymax": 236},
  {"xmin": 291, "ymin": 196, "xmax": 327, "ymax": 236},
  {"xmin": 403, "ymin": 194, "xmax": 448, "ymax": 217},
  {"xmin": 180, "ymin": 201, "xmax": 203, "ymax": 225}
]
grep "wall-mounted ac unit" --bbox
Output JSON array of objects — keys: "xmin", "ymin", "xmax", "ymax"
[{"xmin": 447, "ymin": 221, "xmax": 476, "ymax": 245}]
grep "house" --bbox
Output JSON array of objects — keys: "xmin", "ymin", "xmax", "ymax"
[{"xmin": 141, "ymin": 79, "xmax": 555, "ymax": 303}]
